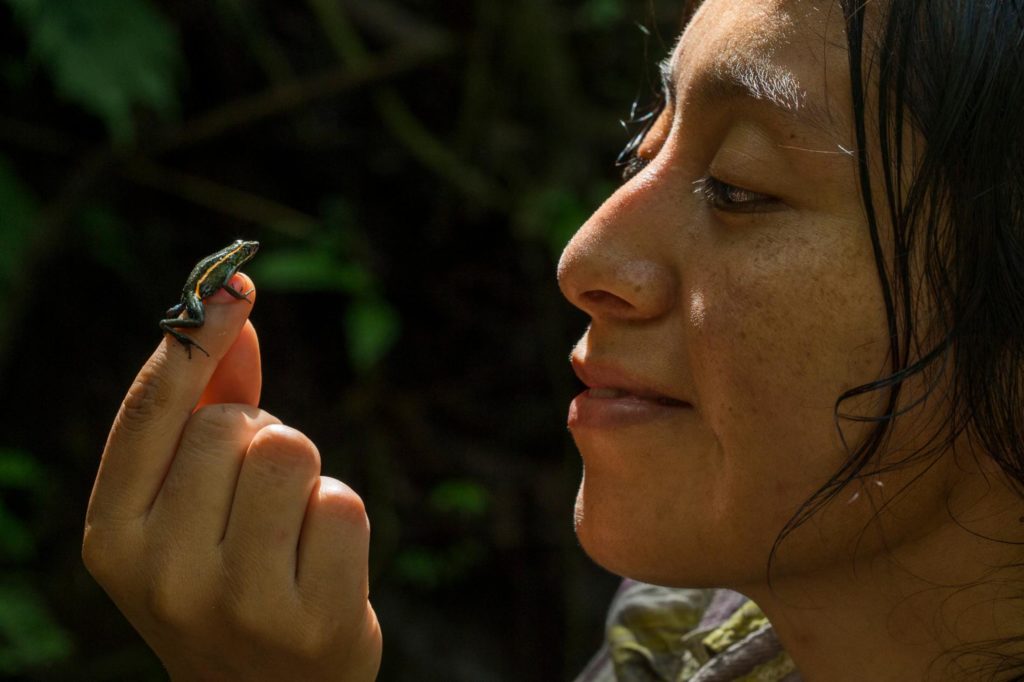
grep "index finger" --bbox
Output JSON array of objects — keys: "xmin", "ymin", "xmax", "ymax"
[{"xmin": 88, "ymin": 273, "xmax": 258, "ymax": 524}]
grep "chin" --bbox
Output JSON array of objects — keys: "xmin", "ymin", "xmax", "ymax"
[
  {"xmin": 573, "ymin": 474, "xmax": 765, "ymax": 589},
  {"xmin": 573, "ymin": 480, "xmax": 706, "ymax": 588}
]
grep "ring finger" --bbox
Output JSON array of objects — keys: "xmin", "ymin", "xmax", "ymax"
[{"xmin": 221, "ymin": 424, "xmax": 322, "ymax": 590}]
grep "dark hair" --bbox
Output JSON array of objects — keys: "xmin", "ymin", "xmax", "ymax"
[
  {"xmin": 794, "ymin": 2, "xmax": 1024, "ymax": 678},
  {"xmin": 808, "ymin": 0, "xmax": 1024, "ymax": 527},
  {"xmin": 802, "ymin": 2, "xmax": 1019, "ymax": 671},
  {"xmin": 649, "ymin": 0, "xmax": 1024, "ymax": 679}
]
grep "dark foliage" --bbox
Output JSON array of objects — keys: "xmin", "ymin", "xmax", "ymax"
[{"xmin": 0, "ymin": 0, "xmax": 681, "ymax": 679}]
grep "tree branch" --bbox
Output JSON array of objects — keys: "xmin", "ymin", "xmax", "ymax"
[
  {"xmin": 121, "ymin": 158, "xmax": 319, "ymax": 237},
  {"xmin": 150, "ymin": 42, "xmax": 451, "ymax": 155},
  {"xmin": 307, "ymin": 0, "xmax": 508, "ymax": 209}
]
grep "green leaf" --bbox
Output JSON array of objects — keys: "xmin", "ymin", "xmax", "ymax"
[
  {"xmin": 514, "ymin": 186, "xmax": 592, "ymax": 259},
  {"xmin": 248, "ymin": 249, "xmax": 373, "ymax": 294},
  {"xmin": 345, "ymin": 297, "xmax": 400, "ymax": 373},
  {"xmin": 393, "ymin": 547, "xmax": 444, "ymax": 590},
  {"xmin": 0, "ymin": 450, "xmax": 45, "ymax": 562},
  {"xmin": 0, "ymin": 582, "xmax": 73, "ymax": 674},
  {"xmin": 429, "ymin": 480, "xmax": 490, "ymax": 517},
  {"xmin": 1, "ymin": 58, "xmax": 32, "ymax": 89},
  {"xmin": 78, "ymin": 205, "xmax": 133, "ymax": 276},
  {"xmin": 577, "ymin": 0, "xmax": 626, "ymax": 28},
  {"xmin": 393, "ymin": 541, "xmax": 485, "ymax": 590},
  {"xmin": 7, "ymin": 0, "xmax": 182, "ymax": 141},
  {"xmin": 0, "ymin": 449, "xmax": 43, "ymax": 490},
  {"xmin": 0, "ymin": 500, "xmax": 34, "ymax": 561}
]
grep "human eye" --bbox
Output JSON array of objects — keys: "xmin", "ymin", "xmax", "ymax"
[{"xmin": 693, "ymin": 175, "xmax": 784, "ymax": 213}]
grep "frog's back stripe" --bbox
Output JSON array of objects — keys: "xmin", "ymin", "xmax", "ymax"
[{"xmin": 193, "ymin": 241, "xmax": 246, "ymax": 296}]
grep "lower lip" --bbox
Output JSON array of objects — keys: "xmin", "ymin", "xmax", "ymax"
[{"xmin": 568, "ymin": 390, "xmax": 691, "ymax": 429}]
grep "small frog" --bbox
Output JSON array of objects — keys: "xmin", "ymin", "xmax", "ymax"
[{"xmin": 160, "ymin": 239, "xmax": 260, "ymax": 359}]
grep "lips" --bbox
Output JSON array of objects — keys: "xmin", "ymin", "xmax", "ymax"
[
  {"xmin": 585, "ymin": 387, "xmax": 687, "ymax": 406},
  {"xmin": 569, "ymin": 357, "xmax": 691, "ymax": 428}
]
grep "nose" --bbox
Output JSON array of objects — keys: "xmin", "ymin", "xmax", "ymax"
[{"xmin": 557, "ymin": 187, "xmax": 678, "ymax": 322}]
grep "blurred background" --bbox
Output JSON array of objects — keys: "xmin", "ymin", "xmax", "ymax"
[{"xmin": 0, "ymin": 0, "xmax": 681, "ymax": 679}]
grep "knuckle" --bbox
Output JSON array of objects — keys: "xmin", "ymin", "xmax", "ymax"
[
  {"xmin": 81, "ymin": 524, "xmax": 120, "ymax": 583},
  {"xmin": 225, "ymin": 589, "xmax": 281, "ymax": 645},
  {"xmin": 335, "ymin": 500, "xmax": 370, "ymax": 537},
  {"xmin": 146, "ymin": 572, "xmax": 195, "ymax": 629},
  {"xmin": 319, "ymin": 481, "xmax": 370, "ymax": 532},
  {"xmin": 228, "ymin": 604, "xmax": 263, "ymax": 641},
  {"xmin": 145, "ymin": 558, "xmax": 224, "ymax": 632},
  {"xmin": 117, "ymin": 371, "xmax": 175, "ymax": 434},
  {"xmin": 181, "ymin": 404, "xmax": 257, "ymax": 452},
  {"xmin": 247, "ymin": 426, "xmax": 321, "ymax": 477},
  {"xmin": 292, "ymin": 622, "xmax": 337, "ymax": 660}
]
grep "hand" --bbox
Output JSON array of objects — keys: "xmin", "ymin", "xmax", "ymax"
[{"xmin": 83, "ymin": 275, "xmax": 382, "ymax": 681}]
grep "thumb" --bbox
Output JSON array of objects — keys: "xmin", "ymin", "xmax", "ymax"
[{"xmin": 90, "ymin": 271, "xmax": 259, "ymax": 521}]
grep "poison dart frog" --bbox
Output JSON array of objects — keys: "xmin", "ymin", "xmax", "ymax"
[{"xmin": 159, "ymin": 239, "xmax": 259, "ymax": 358}]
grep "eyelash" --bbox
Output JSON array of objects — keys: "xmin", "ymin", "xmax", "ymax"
[
  {"xmin": 617, "ymin": 116, "xmax": 780, "ymax": 213},
  {"xmin": 616, "ymin": 92, "xmax": 666, "ymax": 182},
  {"xmin": 620, "ymin": 153, "xmax": 651, "ymax": 182},
  {"xmin": 620, "ymin": 145, "xmax": 778, "ymax": 213},
  {"xmin": 692, "ymin": 176, "xmax": 779, "ymax": 213},
  {"xmin": 614, "ymin": 93, "xmax": 782, "ymax": 210}
]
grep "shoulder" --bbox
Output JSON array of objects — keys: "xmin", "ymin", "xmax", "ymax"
[{"xmin": 575, "ymin": 579, "xmax": 802, "ymax": 682}]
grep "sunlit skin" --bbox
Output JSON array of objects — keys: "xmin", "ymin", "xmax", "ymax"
[
  {"xmin": 559, "ymin": 1, "xmax": 1024, "ymax": 680},
  {"xmin": 84, "ymin": 278, "xmax": 381, "ymax": 681},
  {"xmin": 82, "ymin": 2, "xmax": 1023, "ymax": 681}
]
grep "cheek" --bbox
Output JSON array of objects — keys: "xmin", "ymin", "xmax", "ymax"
[{"xmin": 689, "ymin": 248, "xmax": 891, "ymax": 506}]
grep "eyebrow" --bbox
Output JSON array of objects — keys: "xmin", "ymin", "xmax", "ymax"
[{"xmin": 658, "ymin": 53, "xmax": 838, "ymax": 136}]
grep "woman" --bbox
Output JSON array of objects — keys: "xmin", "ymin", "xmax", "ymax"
[{"xmin": 83, "ymin": 0, "xmax": 1024, "ymax": 680}]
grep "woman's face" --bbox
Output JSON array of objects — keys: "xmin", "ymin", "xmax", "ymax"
[{"xmin": 559, "ymin": 0, "xmax": 954, "ymax": 590}]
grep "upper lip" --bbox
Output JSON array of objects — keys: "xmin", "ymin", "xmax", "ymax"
[{"xmin": 571, "ymin": 355, "xmax": 690, "ymax": 405}]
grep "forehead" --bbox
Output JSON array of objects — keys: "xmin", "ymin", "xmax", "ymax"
[{"xmin": 671, "ymin": 0, "xmax": 852, "ymax": 139}]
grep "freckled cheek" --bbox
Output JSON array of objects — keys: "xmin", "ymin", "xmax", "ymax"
[
  {"xmin": 687, "ymin": 288, "xmax": 864, "ymax": 520},
  {"xmin": 688, "ymin": 285, "xmax": 858, "ymax": 432},
  {"xmin": 691, "ymin": 290, "xmax": 773, "ymax": 387}
]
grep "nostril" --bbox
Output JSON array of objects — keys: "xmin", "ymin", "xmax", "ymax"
[{"xmin": 582, "ymin": 289, "xmax": 634, "ymax": 311}]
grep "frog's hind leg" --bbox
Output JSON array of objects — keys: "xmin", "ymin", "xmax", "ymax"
[
  {"xmin": 159, "ymin": 301, "xmax": 209, "ymax": 359},
  {"xmin": 159, "ymin": 319, "xmax": 210, "ymax": 359}
]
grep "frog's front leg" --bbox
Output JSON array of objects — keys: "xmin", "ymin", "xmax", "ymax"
[
  {"xmin": 159, "ymin": 295, "xmax": 209, "ymax": 359},
  {"xmin": 221, "ymin": 275, "xmax": 254, "ymax": 303}
]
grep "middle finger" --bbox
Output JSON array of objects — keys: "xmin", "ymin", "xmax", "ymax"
[{"xmin": 149, "ymin": 404, "xmax": 281, "ymax": 547}]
